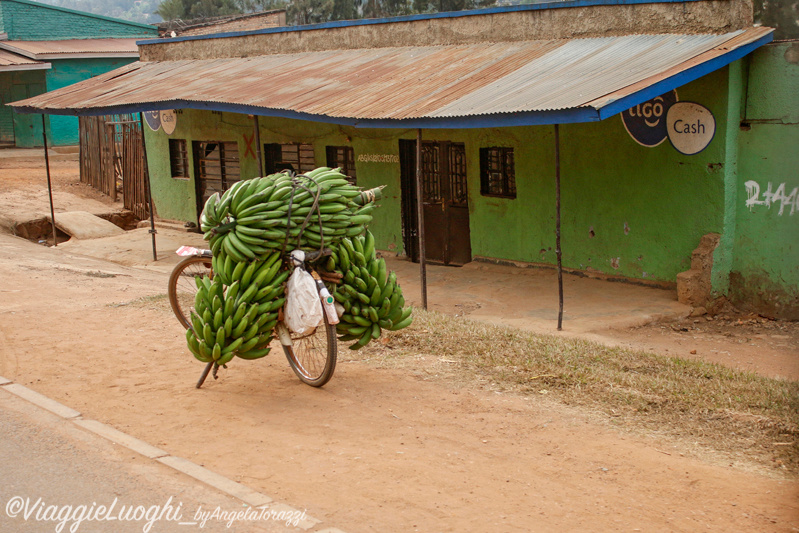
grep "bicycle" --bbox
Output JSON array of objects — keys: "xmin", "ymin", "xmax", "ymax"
[{"xmin": 167, "ymin": 246, "xmax": 338, "ymax": 389}]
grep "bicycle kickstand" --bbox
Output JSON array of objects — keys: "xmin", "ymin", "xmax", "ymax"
[{"xmin": 196, "ymin": 362, "xmax": 214, "ymax": 389}]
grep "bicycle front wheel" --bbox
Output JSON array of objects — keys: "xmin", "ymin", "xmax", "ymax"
[
  {"xmin": 168, "ymin": 255, "xmax": 213, "ymax": 330},
  {"xmin": 282, "ymin": 313, "xmax": 337, "ymax": 387}
]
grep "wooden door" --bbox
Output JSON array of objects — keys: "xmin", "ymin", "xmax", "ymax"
[{"xmin": 399, "ymin": 139, "xmax": 471, "ymax": 266}]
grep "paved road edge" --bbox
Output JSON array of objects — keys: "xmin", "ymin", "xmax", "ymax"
[{"xmin": 0, "ymin": 376, "xmax": 344, "ymax": 533}]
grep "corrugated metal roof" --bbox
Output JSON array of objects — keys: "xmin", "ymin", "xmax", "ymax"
[
  {"xmin": 0, "ymin": 39, "xmax": 140, "ymax": 59},
  {"xmin": 9, "ymin": 27, "xmax": 773, "ymax": 128},
  {"xmin": 0, "ymin": 49, "xmax": 49, "ymax": 70}
]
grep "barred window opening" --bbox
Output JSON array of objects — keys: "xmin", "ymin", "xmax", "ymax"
[
  {"xmin": 169, "ymin": 139, "xmax": 189, "ymax": 179},
  {"xmin": 479, "ymin": 147, "xmax": 516, "ymax": 199}
]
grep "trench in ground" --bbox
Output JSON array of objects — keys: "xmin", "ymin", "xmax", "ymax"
[{"xmin": 12, "ymin": 210, "xmax": 141, "ymax": 246}]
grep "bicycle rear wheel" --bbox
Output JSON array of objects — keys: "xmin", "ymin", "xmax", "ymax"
[
  {"xmin": 282, "ymin": 313, "xmax": 337, "ymax": 387},
  {"xmin": 168, "ymin": 255, "xmax": 213, "ymax": 330}
]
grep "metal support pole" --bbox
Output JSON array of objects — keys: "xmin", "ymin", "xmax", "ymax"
[
  {"xmin": 41, "ymin": 114, "xmax": 57, "ymax": 247},
  {"xmin": 253, "ymin": 115, "xmax": 263, "ymax": 178},
  {"xmin": 106, "ymin": 123, "xmax": 117, "ymax": 202},
  {"xmin": 555, "ymin": 124, "xmax": 564, "ymax": 330},
  {"xmin": 416, "ymin": 128, "xmax": 427, "ymax": 310},
  {"xmin": 138, "ymin": 113, "xmax": 158, "ymax": 261}
]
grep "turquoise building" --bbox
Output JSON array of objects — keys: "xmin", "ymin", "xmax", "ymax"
[{"xmin": 0, "ymin": 0, "xmax": 157, "ymax": 147}]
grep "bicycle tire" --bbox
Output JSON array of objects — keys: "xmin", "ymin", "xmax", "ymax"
[
  {"xmin": 282, "ymin": 310, "xmax": 337, "ymax": 387},
  {"xmin": 168, "ymin": 255, "xmax": 213, "ymax": 330}
]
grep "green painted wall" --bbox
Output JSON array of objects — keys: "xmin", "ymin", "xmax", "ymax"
[
  {"xmin": 148, "ymin": 67, "xmax": 735, "ymax": 288},
  {"xmin": 44, "ymin": 58, "xmax": 136, "ymax": 145},
  {"xmin": 731, "ymin": 42, "xmax": 799, "ymax": 319},
  {"xmin": 0, "ymin": 0, "xmax": 157, "ymax": 40},
  {"xmin": 143, "ymin": 109, "xmax": 237, "ymax": 224}
]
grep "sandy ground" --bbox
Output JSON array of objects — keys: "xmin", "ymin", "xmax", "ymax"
[{"xmin": 1, "ymin": 155, "xmax": 797, "ymax": 532}]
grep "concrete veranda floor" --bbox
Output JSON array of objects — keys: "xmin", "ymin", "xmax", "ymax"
[
  {"xmin": 384, "ymin": 256, "xmax": 690, "ymax": 336},
  {"xmin": 51, "ymin": 220, "xmax": 690, "ymax": 338},
  {"xmin": 0, "ymin": 145, "xmax": 690, "ymax": 338}
]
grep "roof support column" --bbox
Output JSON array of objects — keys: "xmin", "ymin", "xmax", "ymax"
[
  {"xmin": 555, "ymin": 124, "xmax": 564, "ymax": 330},
  {"xmin": 416, "ymin": 128, "xmax": 427, "ymax": 310},
  {"xmin": 138, "ymin": 113, "xmax": 158, "ymax": 261},
  {"xmin": 253, "ymin": 115, "xmax": 263, "ymax": 178},
  {"xmin": 41, "ymin": 114, "xmax": 57, "ymax": 247}
]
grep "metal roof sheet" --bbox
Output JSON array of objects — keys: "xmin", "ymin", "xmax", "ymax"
[
  {"xmin": 0, "ymin": 48, "xmax": 49, "ymax": 70},
  {"xmin": 9, "ymin": 27, "xmax": 773, "ymax": 128},
  {"xmin": 0, "ymin": 39, "xmax": 140, "ymax": 59}
]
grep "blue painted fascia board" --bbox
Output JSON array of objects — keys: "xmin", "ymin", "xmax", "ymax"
[
  {"xmin": 137, "ymin": 0, "xmax": 706, "ymax": 46},
  {"xmin": 2, "ymin": 0, "xmax": 158, "ymax": 33},
  {"xmin": 11, "ymin": 100, "xmax": 600, "ymax": 127}
]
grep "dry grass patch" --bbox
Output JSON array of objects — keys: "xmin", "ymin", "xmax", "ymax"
[{"xmin": 346, "ymin": 309, "xmax": 799, "ymax": 475}]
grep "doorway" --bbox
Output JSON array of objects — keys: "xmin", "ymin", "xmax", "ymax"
[{"xmin": 399, "ymin": 139, "xmax": 471, "ymax": 266}]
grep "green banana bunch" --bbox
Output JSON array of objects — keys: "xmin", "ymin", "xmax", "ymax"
[
  {"xmin": 200, "ymin": 168, "xmax": 384, "ymax": 262},
  {"xmin": 185, "ymin": 250, "xmax": 289, "ymax": 365},
  {"xmin": 329, "ymin": 230, "xmax": 413, "ymax": 350}
]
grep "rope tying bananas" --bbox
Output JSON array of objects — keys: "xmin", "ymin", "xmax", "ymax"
[
  {"xmin": 200, "ymin": 167, "xmax": 382, "ymax": 263},
  {"xmin": 186, "ymin": 167, "xmax": 413, "ymax": 365}
]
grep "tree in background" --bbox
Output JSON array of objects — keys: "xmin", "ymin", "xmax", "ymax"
[
  {"xmin": 155, "ymin": 0, "xmax": 188, "ymax": 20},
  {"xmin": 155, "ymin": 0, "xmax": 242, "ymax": 20},
  {"xmin": 286, "ymin": 0, "xmax": 334, "ymax": 24},
  {"xmin": 238, "ymin": 0, "xmax": 289, "ymax": 11},
  {"xmin": 330, "ymin": 0, "xmax": 357, "ymax": 20}
]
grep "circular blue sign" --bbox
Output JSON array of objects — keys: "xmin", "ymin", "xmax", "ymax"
[
  {"xmin": 621, "ymin": 90, "xmax": 678, "ymax": 147},
  {"xmin": 143, "ymin": 110, "xmax": 161, "ymax": 131}
]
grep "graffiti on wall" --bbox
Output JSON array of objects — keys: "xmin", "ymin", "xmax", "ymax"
[
  {"xmin": 357, "ymin": 153, "xmax": 399, "ymax": 163},
  {"xmin": 745, "ymin": 180, "xmax": 798, "ymax": 216}
]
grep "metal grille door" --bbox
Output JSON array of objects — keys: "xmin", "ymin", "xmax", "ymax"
[{"xmin": 400, "ymin": 139, "xmax": 471, "ymax": 266}]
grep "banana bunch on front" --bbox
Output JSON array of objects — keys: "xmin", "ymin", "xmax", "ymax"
[
  {"xmin": 185, "ymin": 251, "xmax": 289, "ymax": 365},
  {"xmin": 200, "ymin": 168, "xmax": 382, "ymax": 263},
  {"xmin": 329, "ymin": 230, "xmax": 413, "ymax": 350}
]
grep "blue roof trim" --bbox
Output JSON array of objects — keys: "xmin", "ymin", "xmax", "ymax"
[
  {"xmin": 137, "ymin": 0, "xmax": 705, "ymax": 46},
  {"xmin": 12, "ymin": 99, "xmax": 600, "ymax": 128},
  {"xmin": 352, "ymin": 108, "xmax": 601, "ymax": 128},
  {"xmin": 596, "ymin": 30, "xmax": 774, "ymax": 120}
]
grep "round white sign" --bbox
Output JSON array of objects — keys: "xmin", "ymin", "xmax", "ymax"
[
  {"xmin": 160, "ymin": 110, "xmax": 177, "ymax": 135},
  {"xmin": 666, "ymin": 102, "xmax": 715, "ymax": 155}
]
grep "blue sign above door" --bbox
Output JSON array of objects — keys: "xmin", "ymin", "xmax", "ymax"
[
  {"xmin": 621, "ymin": 90, "xmax": 678, "ymax": 147},
  {"xmin": 143, "ymin": 110, "xmax": 161, "ymax": 131}
]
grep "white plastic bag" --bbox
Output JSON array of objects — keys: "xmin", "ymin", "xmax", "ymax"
[{"xmin": 284, "ymin": 262, "xmax": 324, "ymax": 336}]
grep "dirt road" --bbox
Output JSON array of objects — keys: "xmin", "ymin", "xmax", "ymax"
[{"xmin": 0, "ymin": 156, "xmax": 797, "ymax": 532}]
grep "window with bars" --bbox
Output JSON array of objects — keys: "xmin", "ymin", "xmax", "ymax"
[
  {"xmin": 479, "ymin": 147, "xmax": 516, "ymax": 198},
  {"xmin": 264, "ymin": 143, "xmax": 315, "ymax": 174},
  {"xmin": 193, "ymin": 140, "xmax": 241, "ymax": 193},
  {"xmin": 168, "ymin": 138, "xmax": 189, "ymax": 179},
  {"xmin": 325, "ymin": 146, "xmax": 356, "ymax": 185}
]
